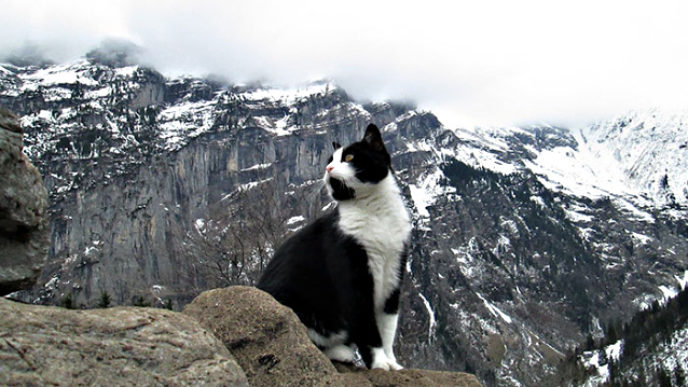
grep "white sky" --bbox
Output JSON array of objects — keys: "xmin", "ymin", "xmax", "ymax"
[{"xmin": 2, "ymin": 0, "xmax": 688, "ymax": 129}]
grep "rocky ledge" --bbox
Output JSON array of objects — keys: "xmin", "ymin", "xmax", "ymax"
[
  {"xmin": 2, "ymin": 286, "xmax": 481, "ymax": 386},
  {"xmin": 0, "ymin": 298, "xmax": 247, "ymax": 386}
]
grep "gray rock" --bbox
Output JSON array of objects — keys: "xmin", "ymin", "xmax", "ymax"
[
  {"xmin": 0, "ymin": 298, "xmax": 248, "ymax": 386},
  {"xmin": 0, "ymin": 108, "xmax": 49, "ymax": 295},
  {"xmin": 0, "ymin": 107, "xmax": 21, "ymax": 133}
]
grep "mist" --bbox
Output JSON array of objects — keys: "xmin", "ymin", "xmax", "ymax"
[{"xmin": 2, "ymin": 0, "xmax": 688, "ymax": 129}]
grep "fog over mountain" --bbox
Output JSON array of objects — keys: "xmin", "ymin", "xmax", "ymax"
[{"xmin": 2, "ymin": 1, "xmax": 688, "ymax": 128}]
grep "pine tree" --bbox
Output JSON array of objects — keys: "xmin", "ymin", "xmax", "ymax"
[
  {"xmin": 97, "ymin": 291, "xmax": 111, "ymax": 308},
  {"xmin": 61, "ymin": 293, "xmax": 74, "ymax": 309},
  {"xmin": 674, "ymin": 363, "xmax": 685, "ymax": 387},
  {"xmin": 608, "ymin": 358, "xmax": 618, "ymax": 386},
  {"xmin": 607, "ymin": 320, "xmax": 619, "ymax": 344},
  {"xmin": 597, "ymin": 347, "xmax": 608, "ymax": 364},
  {"xmin": 657, "ymin": 366, "xmax": 672, "ymax": 387},
  {"xmin": 132, "ymin": 296, "xmax": 150, "ymax": 307},
  {"xmin": 586, "ymin": 333, "xmax": 596, "ymax": 350}
]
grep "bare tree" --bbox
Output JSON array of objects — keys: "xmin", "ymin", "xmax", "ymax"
[{"xmin": 176, "ymin": 178, "xmax": 316, "ymax": 291}]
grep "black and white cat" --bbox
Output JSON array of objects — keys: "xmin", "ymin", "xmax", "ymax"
[{"xmin": 257, "ymin": 124, "xmax": 412, "ymax": 370}]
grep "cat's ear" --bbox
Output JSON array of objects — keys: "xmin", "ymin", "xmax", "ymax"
[
  {"xmin": 332, "ymin": 141, "xmax": 342, "ymax": 150},
  {"xmin": 363, "ymin": 124, "xmax": 386, "ymax": 153}
]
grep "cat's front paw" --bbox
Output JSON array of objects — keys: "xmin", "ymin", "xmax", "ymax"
[
  {"xmin": 388, "ymin": 358, "xmax": 403, "ymax": 370},
  {"xmin": 371, "ymin": 348, "xmax": 402, "ymax": 371},
  {"xmin": 384, "ymin": 351, "xmax": 403, "ymax": 370}
]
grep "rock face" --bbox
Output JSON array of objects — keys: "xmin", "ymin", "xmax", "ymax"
[
  {"xmin": 0, "ymin": 107, "xmax": 49, "ymax": 295},
  {"xmin": 183, "ymin": 286, "xmax": 482, "ymax": 387},
  {"xmin": 0, "ymin": 298, "xmax": 248, "ymax": 386}
]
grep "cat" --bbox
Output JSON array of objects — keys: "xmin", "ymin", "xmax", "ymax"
[{"xmin": 257, "ymin": 123, "xmax": 412, "ymax": 370}]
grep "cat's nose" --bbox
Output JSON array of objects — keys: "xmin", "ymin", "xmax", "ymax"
[{"xmin": 326, "ymin": 165, "xmax": 334, "ymax": 173}]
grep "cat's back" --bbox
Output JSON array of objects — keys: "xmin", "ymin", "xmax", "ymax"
[{"xmin": 256, "ymin": 210, "xmax": 340, "ymax": 290}]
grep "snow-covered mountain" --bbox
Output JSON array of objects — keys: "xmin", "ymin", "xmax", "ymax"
[{"xmin": 1, "ymin": 53, "xmax": 686, "ymax": 386}]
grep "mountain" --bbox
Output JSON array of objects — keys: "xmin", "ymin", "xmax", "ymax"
[{"xmin": 1, "ymin": 54, "xmax": 686, "ymax": 386}]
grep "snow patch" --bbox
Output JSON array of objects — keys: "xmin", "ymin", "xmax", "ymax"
[
  {"xmin": 409, "ymin": 168, "xmax": 454, "ymax": 218},
  {"xmin": 240, "ymin": 82, "xmax": 334, "ymax": 104},
  {"xmin": 45, "ymin": 276, "xmax": 59, "ymax": 289},
  {"xmin": 21, "ymin": 61, "xmax": 98, "ymax": 88},
  {"xmin": 287, "ymin": 215, "xmax": 305, "ymax": 225},
  {"xmin": 157, "ymin": 99, "xmax": 218, "ymax": 150},
  {"xmin": 418, "ymin": 293, "xmax": 437, "ymax": 341},
  {"xmin": 564, "ymin": 208, "xmax": 594, "ymax": 223},
  {"xmin": 242, "ymin": 163, "xmax": 272, "ymax": 171},
  {"xmin": 676, "ymin": 270, "xmax": 688, "ymax": 290},
  {"xmin": 238, "ymin": 178, "xmax": 273, "ymax": 191},
  {"xmin": 659, "ymin": 285, "xmax": 678, "ymax": 302},
  {"xmin": 194, "ymin": 219, "xmax": 206, "ymax": 235},
  {"xmin": 114, "ymin": 65, "xmax": 139, "ymax": 78},
  {"xmin": 529, "ymin": 195, "xmax": 546, "ymax": 209},
  {"xmin": 476, "ymin": 292, "xmax": 513, "ymax": 324},
  {"xmin": 631, "ymin": 232, "xmax": 653, "ymax": 245}
]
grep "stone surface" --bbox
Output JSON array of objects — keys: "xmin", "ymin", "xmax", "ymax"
[
  {"xmin": 183, "ymin": 286, "xmax": 482, "ymax": 387},
  {"xmin": 0, "ymin": 298, "xmax": 248, "ymax": 386},
  {"xmin": 0, "ymin": 108, "xmax": 49, "ymax": 295},
  {"xmin": 0, "ymin": 107, "xmax": 21, "ymax": 133},
  {"xmin": 335, "ymin": 363, "xmax": 483, "ymax": 387},
  {"xmin": 183, "ymin": 286, "xmax": 341, "ymax": 386}
]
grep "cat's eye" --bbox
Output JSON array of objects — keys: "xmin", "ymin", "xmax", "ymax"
[{"xmin": 344, "ymin": 154, "xmax": 354, "ymax": 162}]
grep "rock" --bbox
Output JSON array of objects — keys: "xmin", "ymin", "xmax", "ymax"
[
  {"xmin": 0, "ymin": 298, "xmax": 248, "ymax": 386},
  {"xmin": 183, "ymin": 286, "xmax": 342, "ymax": 386},
  {"xmin": 0, "ymin": 108, "xmax": 49, "ymax": 295},
  {"xmin": 335, "ymin": 363, "xmax": 483, "ymax": 386},
  {"xmin": 183, "ymin": 286, "xmax": 483, "ymax": 387},
  {"xmin": 0, "ymin": 107, "xmax": 21, "ymax": 133}
]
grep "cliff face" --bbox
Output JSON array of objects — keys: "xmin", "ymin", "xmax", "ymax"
[
  {"xmin": 0, "ymin": 107, "xmax": 49, "ymax": 294},
  {"xmin": 1, "ymin": 56, "xmax": 686, "ymax": 386}
]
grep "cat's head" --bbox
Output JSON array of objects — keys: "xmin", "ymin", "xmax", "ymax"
[{"xmin": 324, "ymin": 124, "xmax": 392, "ymax": 201}]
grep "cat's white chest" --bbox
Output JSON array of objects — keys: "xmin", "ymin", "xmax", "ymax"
[{"xmin": 337, "ymin": 176, "xmax": 412, "ymax": 310}]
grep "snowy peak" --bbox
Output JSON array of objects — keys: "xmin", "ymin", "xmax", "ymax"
[
  {"xmin": 443, "ymin": 110, "xmax": 688, "ymax": 217},
  {"xmin": 582, "ymin": 109, "xmax": 688, "ymax": 207}
]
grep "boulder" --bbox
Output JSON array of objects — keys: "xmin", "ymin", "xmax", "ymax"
[
  {"xmin": 184, "ymin": 286, "xmax": 482, "ymax": 386},
  {"xmin": 0, "ymin": 107, "xmax": 22, "ymax": 133},
  {"xmin": 183, "ymin": 286, "xmax": 342, "ymax": 386},
  {"xmin": 0, "ymin": 298, "xmax": 248, "ymax": 386},
  {"xmin": 0, "ymin": 107, "xmax": 50, "ymax": 295}
]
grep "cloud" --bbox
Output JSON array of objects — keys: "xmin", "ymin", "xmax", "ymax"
[{"xmin": 2, "ymin": 0, "xmax": 688, "ymax": 128}]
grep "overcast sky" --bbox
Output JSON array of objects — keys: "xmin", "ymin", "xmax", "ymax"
[{"xmin": 2, "ymin": 0, "xmax": 688, "ymax": 128}]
